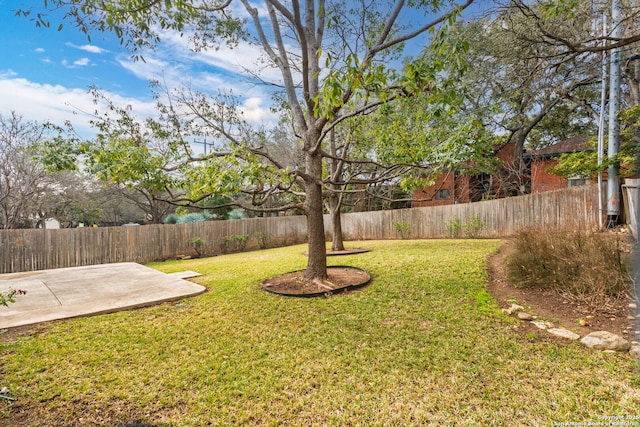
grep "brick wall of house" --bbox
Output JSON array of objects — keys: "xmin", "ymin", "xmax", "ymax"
[
  {"xmin": 412, "ymin": 172, "xmax": 476, "ymax": 207},
  {"xmin": 531, "ymin": 158, "xmax": 568, "ymax": 193},
  {"xmin": 412, "ymin": 172, "xmax": 456, "ymax": 207}
]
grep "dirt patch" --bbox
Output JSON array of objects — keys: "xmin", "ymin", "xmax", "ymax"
[
  {"xmin": 0, "ymin": 324, "xmax": 45, "ymax": 344},
  {"xmin": 487, "ymin": 241, "xmax": 636, "ymax": 339},
  {"xmin": 263, "ymin": 266, "xmax": 371, "ymax": 296}
]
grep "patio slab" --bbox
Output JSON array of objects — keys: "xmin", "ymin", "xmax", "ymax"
[{"xmin": 0, "ymin": 262, "xmax": 206, "ymax": 329}]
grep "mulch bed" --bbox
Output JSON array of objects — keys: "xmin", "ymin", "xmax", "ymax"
[{"xmin": 263, "ymin": 266, "xmax": 371, "ymax": 297}]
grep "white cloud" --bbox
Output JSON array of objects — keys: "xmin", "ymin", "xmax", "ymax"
[
  {"xmin": 160, "ymin": 30, "xmax": 284, "ymax": 85},
  {"xmin": 61, "ymin": 57, "xmax": 91, "ymax": 68},
  {"xmin": 0, "ymin": 74, "xmax": 157, "ymax": 138},
  {"xmin": 66, "ymin": 42, "xmax": 107, "ymax": 54},
  {"xmin": 240, "ymin": 97, "xmax": 278, "ymax": 125},
  {"xmin": 0, "ymin": 70, "xmax": 18, "ymax": 78},
  {"xmin": 73, "ymin": 58, "xmax": 90, "ymax": 67},
  {"xmin": 117, "ymin": 55, "xmax": 171, "ymax": 81},
  {"xmin": 35, "ymin": 48, "xmax": 45, "ymax": 53}
]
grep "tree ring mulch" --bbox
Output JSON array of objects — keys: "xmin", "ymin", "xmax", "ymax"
[
  {"xmin": 303, "ymin": 248, "xmax": 370, "ymax": 256},
  {"xmin": 263, "ymin": 266, "xmax": 372, "ymax": 297}
]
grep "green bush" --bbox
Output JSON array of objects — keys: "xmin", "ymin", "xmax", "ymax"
[
  {"xmin": 176, "ymin": 211, "xmax": 212, "ymax": 224},
  {"xmin": 254, "ymin": 231, "xmax": 272, "ymax": 249},
  {"xmin": 233, "ymin": 234, "xmax": 250, "ymax": 251},
  {"xmin": 220, "ymin": 236, "xmax": 232, "ymax": 254},
  {"xmin": 163, "ymin": 213, "xmax": 180, "ymax": 224},
  {"xmin": 220, "ymin": 234, "xmax": 250, "ymax": 253},
  {"xmin": 393, "ymin": 221, "xmax": 412, "ymax": 239},
  {"xmin": 444, "ymin": 218, "xmax": 462, "ymax": 238},
  {"xmin": 187, "ymin": 237, "xmax": 205, "ymax": 257},
  {"xmin": 463, "ymin": 215, "xmax": 485, "ymax": 238},
  {"xmin": 228, "ymin": 208, "xmax": 247, "ymax": 220}
]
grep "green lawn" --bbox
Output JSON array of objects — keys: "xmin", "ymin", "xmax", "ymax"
[{"xmin": 1, "ymin": 240, "xmax": 638, "ymax": 426}]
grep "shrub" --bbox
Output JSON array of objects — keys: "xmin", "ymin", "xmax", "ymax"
[
  {"xmin": 163, "ymin": 213, "xmax": 180, "ymax": 224},
  {"xmin": 228, "ymin": 208, "xmax": 247, "ymax": 220},
  {"xmin": 444, "ymin": 218, "xmax": 462, "ymax": 238},
  {"xmin": 506, "ymin": 228, "xmax": 632, "ymax": 310},
  {"xmin": 393, "ymin": 221, "xmax": 412, "ymax": 239},
  {"xmin": 233, "ymin": 234, "xmax": 250, "ymax": 251},
  {"xmin": 463, "ymin": 215, "xmax": 485, "ymax": 238},
  {"xmin": 176, "ymin": 211, "xmax": 212, "ymax": 224},
  {"xmin": 220, "ymin": 234, "xmax": 250, "ymax": 253},
  {"xmin": 254, "ymin": 231, "xmax": 272, "ymax": 249},
  {"xmin": 220, "ymin": 236, "xmax": 232, "ymax": 254},
  {"xmin": 187, "ymin": 237, "xmax": 205, "ymax": 257}
]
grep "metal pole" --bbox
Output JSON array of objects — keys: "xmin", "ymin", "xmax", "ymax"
[
  {"xmin": 193, "ymin": 138, "xmax": 209, "ymax": 155},
  {"xmin": 597, "ymin": 9, "xmax": 607, "ymax": 230},
  {"xmin": 606, "ymin": 0, "xmax": 622, "ymax": 228}
]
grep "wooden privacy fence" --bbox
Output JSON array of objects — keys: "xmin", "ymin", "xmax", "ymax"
[
  {"xmin": 0, "ymin": 185, "xmax": 600, "ymax": 273},
  {"xmin": 339, "ymin": 184, "xmax": 600, "ymax": 240}
]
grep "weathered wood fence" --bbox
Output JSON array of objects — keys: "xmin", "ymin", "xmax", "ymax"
[{"xmin": 0, "ymin": 185, "xmax": 600, "ymax": 273}]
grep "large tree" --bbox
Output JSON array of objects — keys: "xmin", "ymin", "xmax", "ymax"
[
  {"xmin": 29, "ymin": 0, "xmax": 475, "ymax": 283},
  {"xmin": 506, "ymin": 0, "xmax": 640, "ymax": 128},
  {"xmin": 0, "ymin": 112, "xmax": 74, "ymax": 229},
  {"xmin": 420, "ymin": 5, "xmax": 604, "ymax": 196}
]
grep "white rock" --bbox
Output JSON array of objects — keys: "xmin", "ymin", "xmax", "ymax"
[
  {"xmin": 532, "ymin": 320, "xmax": 553, "ymax": 330},
  {"xmin": 505, "ymin": 303, "xmax": 524, "ymax": 315},
  {"xmin": 547, "ymin": 328, "xmax": 581, "ymax": 340},
  {"xmin": 580, "ymin": 331, "xmax": 630, "ymax": 352},
  {"xmin": 547, "ymin": 328, "xmax": 580, "ymax": 340}
]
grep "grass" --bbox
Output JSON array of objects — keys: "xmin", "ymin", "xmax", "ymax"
[{"xmin": 1, "ymin": 240, "xmax": 639, "ymax": 426}]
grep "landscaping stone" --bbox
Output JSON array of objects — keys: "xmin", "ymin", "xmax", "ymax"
[
  {"xmin": 531, "ymin": 320, "xmax": 553, "ymax": 330},
  {"xmin": 504, "ymin": 303, "xmax": 524, "ymax": 315},
  {"xmin": 517, "ymin": 312, "xmax": 534, "ymax": 321},
  {"xmin": 580, "ymin": 331, "xmax": 630, "ymax": 352},
  {"xmin": 547, "ymin": 328, "xmax": 580, "ymax": 340}
]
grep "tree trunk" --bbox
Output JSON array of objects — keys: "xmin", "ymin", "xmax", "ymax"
[
  {"xmin": 303, "ymin": 151, "xmax": 328, "ymax": 281},
  {"xmin": 510, "ymin": 130, "xmax": 529, "ymax": 196},
  {"xmin": 329, "ymin": 193, "xmax": 345, "ymax": 252},
  {"xmin": 328, "ymin": 127, "xmax": 345, "ymax": 252}
]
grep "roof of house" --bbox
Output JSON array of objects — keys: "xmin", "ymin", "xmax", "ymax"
[{"xmin": 525, "ymin": 137, "xmax": 591, "ymax": 159}]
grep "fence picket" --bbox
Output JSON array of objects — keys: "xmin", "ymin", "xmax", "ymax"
[{"xmin": 0, "ymin": 186, "xmax": 601, "ymax": 273}]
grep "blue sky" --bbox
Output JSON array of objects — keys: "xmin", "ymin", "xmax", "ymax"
[
  {"xmin": 0, "ymin": 1, "xmax": 488, "ymax": 138},
  {"xmin": 0, "ymin": 1, "xmax": 281, "ymax": 137}
]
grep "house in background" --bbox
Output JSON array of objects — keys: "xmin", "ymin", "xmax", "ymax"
[
  {"xmin": 412, "ymin": 137, "xmax": 591, "ymax": 207},
  {"xmin": 525, "ymin": 136, "xmax": 591, "ymax": 193},
  {"xmin": 412, "ymin": 141, "xmax": 518, "ymax": 207}
]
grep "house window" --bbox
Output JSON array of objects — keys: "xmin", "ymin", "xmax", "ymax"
[
  {"xmin": 435, "ymin": 189, "xmax": 451, "ymax": 199},
  {"xmin": 568, "ymin": 178, "xmax": 588, "ymax": 187}
]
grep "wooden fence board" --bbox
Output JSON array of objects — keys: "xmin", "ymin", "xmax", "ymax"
[{"xmin": 0, "ymin": 185, "xmax": 601, "ymax": 273}]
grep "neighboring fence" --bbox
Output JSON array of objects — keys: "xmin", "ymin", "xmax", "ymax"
[
  {"xmin": 340, "ymin": 184, "xmax": 600, "ymax": 240},
  {"xmin": 0, "ymin": 185, "xmax": 600, "ymax": 274}
]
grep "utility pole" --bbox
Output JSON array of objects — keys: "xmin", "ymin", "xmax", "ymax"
[
  {"xmin": 606, "ymin": 0, "xmax": 622, "ymax": 228},
  {"xmin": 597, "ymin": 7, "xmax": 607, "ymax": 229},
  {"xmin": 193, "ymin": 137, "xmax": 211, "ymax": 155}
]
